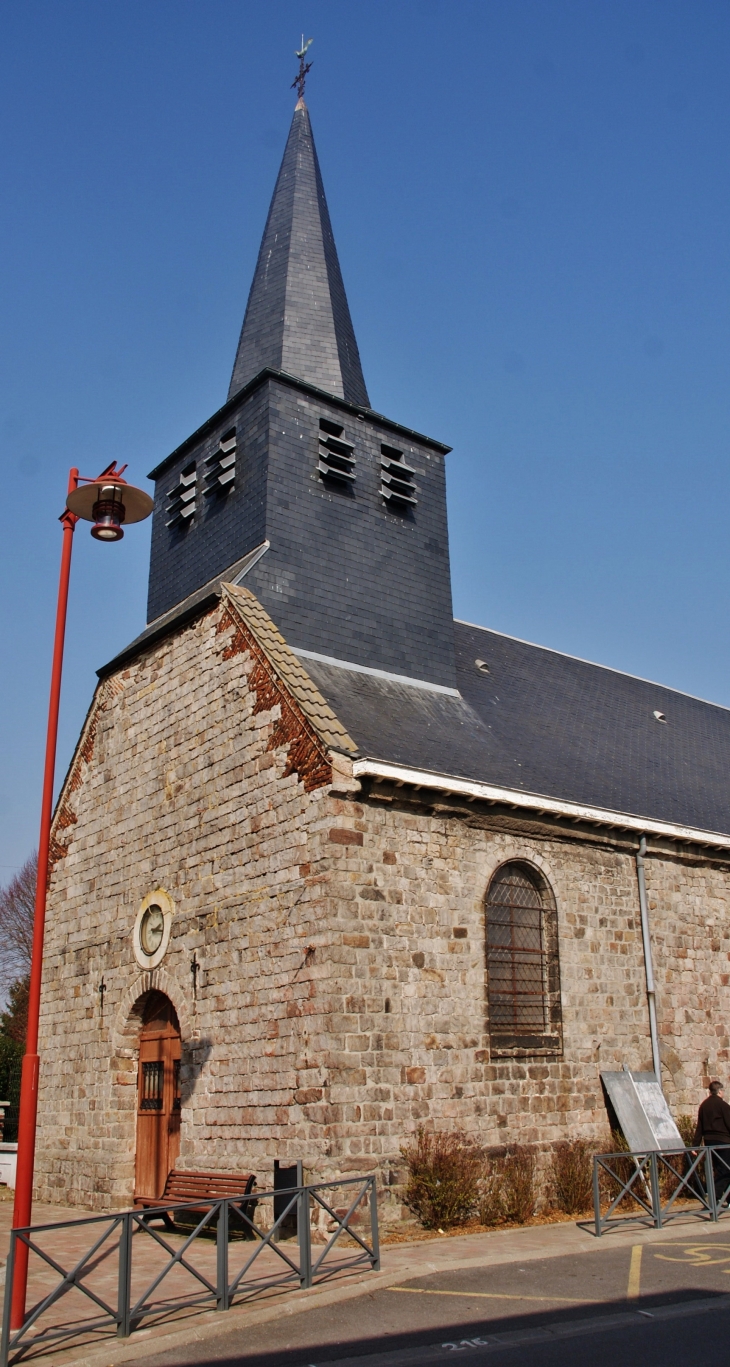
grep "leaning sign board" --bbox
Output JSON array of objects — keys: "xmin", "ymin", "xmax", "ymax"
[{"xmin": 601, "ymin": 1070, "xmax": 684, "ymax": 1151}]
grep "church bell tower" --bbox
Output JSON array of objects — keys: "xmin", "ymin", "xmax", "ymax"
[{"xmin": 145, "ymin": 91, "xmax": 456, "ymax": 690}]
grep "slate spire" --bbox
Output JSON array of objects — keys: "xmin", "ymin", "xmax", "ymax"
[{"xmin": 228, "ymin": 100, "xmax": 370, "ymax": 406}]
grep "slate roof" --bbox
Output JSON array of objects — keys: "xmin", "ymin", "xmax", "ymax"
[
  {"xmin": 101, "ymin": 547, "xmax": 730, "ymax": 839},
  {"xmin": 298, "ymin": 620, "xmax": 730, "ymax": 839},
  {"xmin": 228, "ymin": 100, "xmax": 369, "ymax": 407}
]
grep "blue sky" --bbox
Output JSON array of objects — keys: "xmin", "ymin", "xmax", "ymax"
[{"xmin": 1, "ymin": 0, "xmax": 729, "ymax": 876}]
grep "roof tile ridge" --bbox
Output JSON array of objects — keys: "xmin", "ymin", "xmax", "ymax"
[
  {"xmin": 221, "ymin": 583, "xmax": 358, "ymax": 753},
  {"xmin": 454, "ymin": 618, "xmax": 730, "ymax": 715}
]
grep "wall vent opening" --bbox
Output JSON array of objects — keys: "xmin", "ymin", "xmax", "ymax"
[
  {"xmin": 381, "ymin": 443, "xmax": 417, "ymax": 507},
  {"xmin": 319, "ymin": 417, "xmax": 344, "ymax": 437},
  {"xmin": 204, "ymin": 428, "xmax": 236, "ymax": 497},
  {"xmin": 166, "ymin": 461, "xmax": 197, "ymax": 528},
  {"xmin": 318, "ymin": 417, "xmax": 355, "ymax": 484},
  {"xmin": 653, "ymin": 710, "xmax": 668, "ymax": 724}
]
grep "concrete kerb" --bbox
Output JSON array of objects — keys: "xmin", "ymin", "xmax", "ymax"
[{"xmin": 8, "ymin": 1209, "xmax": 730, "ymax": 1367}]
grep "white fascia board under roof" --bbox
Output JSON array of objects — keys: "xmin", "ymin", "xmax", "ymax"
[{"xmin": 351, "ymin": 758, "xmax": 730, "ymax": 852}]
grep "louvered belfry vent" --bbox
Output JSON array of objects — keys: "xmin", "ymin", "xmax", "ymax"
[
  {"xmin": 318, "ymin": 417, "xmax": 355, "ymax": 484},
  {"xmin": 204, "ymin": 428, "xmax": 237, "ymax": 498},
  {"xmin": 381, "ymin": 443, "xmax": 417, "ymax": 507},
  {"xmin": 166, "ymin": 461, "xmax": 197, "ymax": 528}
]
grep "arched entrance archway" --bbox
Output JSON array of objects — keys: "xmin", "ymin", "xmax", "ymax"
[{"xmin": 134, "ymin": 991, "xmax": 181, "ymax": 1200}]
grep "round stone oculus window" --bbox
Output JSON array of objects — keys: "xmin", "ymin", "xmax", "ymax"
[{"xmin": 133, "ymin": 889, "xmax": 174, "ymax": 970}]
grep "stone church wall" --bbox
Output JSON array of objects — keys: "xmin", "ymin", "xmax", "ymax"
[{"xmin": 34, "ymin": 601, "xmax": 730, "ymax": 1211}]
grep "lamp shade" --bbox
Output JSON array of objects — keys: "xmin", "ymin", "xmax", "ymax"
[{"xmin": 66, "ymin": 481, "xmax": 154, "ymax": 524}]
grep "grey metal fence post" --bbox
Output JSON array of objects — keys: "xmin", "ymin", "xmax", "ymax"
[
  {"xmin": 706, "ymin": 1148, "xmax": 718, "ymax": 1221},
  {"xmin": 368, "ymin": 1177, "xmax": 380, "ymax": 1270},
  {"xmin": 593, "ymin": 1156, "xmax": 602, "ymax": 1236},
  {"xmin": 217, "ymin": 1200, "xmax": 229, "ymax": 1311},
  {"xmin": 117, "ymin": 1212, "xmax": 133, "ymax": 1338},
  {"xmin": 650, "ymin": 1152, "xmax": 662, "ymax": 1229},
  {"xmin": 0, "ymin": 1230, "xmax": 17, "ymax": 1367},
  {"xmin": 298, "ymin": 1186, "xmax": 312, "ymax": 1289}
]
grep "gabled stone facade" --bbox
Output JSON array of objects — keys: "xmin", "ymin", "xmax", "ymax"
[{"xmin": 35, "ymin": 586, "xmax": 730, "ymax": 1213}]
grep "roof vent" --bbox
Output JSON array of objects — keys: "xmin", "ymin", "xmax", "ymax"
[
  {"xmin": 381, "ymin": 443, "xmax": 417, "ymax": 507},
  {"xmin": 653, "ymin": 710, "xmax": 667, "ymax": 724},
  {"xmin": 204, "ymin": 428, "xmax": 236, "ymax": 497},
  {"xmin": 475, "ymin": 659, "xmax": 490, "ymax": 675},
  {"xmin": 318, "ymin": 418, "xmax": 355, "ymax": 484},
  {"xmin": 166, "ymin": 461, "xmax": 197, "ymax": 528}
]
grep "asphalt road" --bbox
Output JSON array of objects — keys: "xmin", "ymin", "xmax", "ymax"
[{"xmin": 138, "ymin": 1232, "xmax": 730, "ymax": 1367}]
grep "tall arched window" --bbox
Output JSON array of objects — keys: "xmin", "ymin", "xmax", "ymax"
[{"xmin": 485, "ymin": 861, "xmax": 562, "ymax": 1056}]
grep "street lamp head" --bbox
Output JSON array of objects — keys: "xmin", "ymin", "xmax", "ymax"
[
  {"xmin": 90, "ymin": 484, "xmax": 126, "ymax": 541},
  {"xmin": 65, "ymin": 463, "xmax": 154, "ymax": 542}
]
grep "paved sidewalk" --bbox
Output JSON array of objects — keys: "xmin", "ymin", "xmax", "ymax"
[{"xmin": 1, "ymin": 1200, "xmax": 729, "ymax": 1367}]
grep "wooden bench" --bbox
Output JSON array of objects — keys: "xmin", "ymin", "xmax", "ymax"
[{"xmin": 136, "ymin": 1169, "xmax": 257, "ymax": 1231}]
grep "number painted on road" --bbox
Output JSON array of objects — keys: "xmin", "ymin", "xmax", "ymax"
[{"xmin": 441, "ymin": 1339, "xmax": 490, "ymax": 1350}]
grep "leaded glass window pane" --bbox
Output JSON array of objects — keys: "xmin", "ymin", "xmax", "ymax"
[{"xmin": 486, "ymin": 864, "xmax": 547, "ymax": 1034}]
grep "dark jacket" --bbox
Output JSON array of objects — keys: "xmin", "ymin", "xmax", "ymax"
[{"xmin": 694, "ymin": 1095, "xmax": 730, "ymax": 1146}]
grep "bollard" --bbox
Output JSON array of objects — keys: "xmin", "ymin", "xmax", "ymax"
[
  {"xmin": 216, "ymin": 1200, "xmax": 229, "ymax": 1311},
  {"xmin": 298, "ymin": 1186, "xmax": 312, "ymax": 1288},
  {"xmin": 117, "ymin": 1212, "xmax": 133, "ymax": 1338},
  {"xmin": 369, "ymin": 1177, "xmax": 381, "ymax": 1270}
]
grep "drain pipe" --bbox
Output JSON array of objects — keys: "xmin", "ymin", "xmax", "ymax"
[{"xmin": 636, "ymin": 836, "xmax": 662, "ymax": 1085}]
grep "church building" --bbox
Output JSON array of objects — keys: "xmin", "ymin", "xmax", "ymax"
[{"xmin": 35, "ymin": 93, "xmax": 730, "ymax": 1214}]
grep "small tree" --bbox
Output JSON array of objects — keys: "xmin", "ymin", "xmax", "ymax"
[
  {"xmin": 0, "ymin": 854, "xmax": 35, "ymax": 987},
  {"xmin": 0, "ymin": 853, "xmax": 36, "ymax": 1053},
  {"xmin": 0, "ymin": 979, "xmax": 29, "ymax": 1046}
]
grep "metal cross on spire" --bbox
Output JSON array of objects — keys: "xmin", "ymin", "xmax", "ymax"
[{"xmin": 292, "ymin": 36, "xmax": 313, "ymax": 101}]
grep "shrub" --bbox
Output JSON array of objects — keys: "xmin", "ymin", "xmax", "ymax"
[
  {"xmin": 659, "ymin": 1115, "xmax": 697, "ymax": 1199},
  {"xmin": 602, "ymin": 1129, "xmax": 646, "ymax": 1210},
  {"xmin": 478, "ymin": 1160, "xmax": 504, "ymax": 1226},
  {"xmin": 677, "ymin": 1114, "xmax": 695, "ymax": 1147},
  {"xmin": 401, "ymin": 1128, "xmax": 483, "ymax": 1229},
  {"xmin": 550, "ymin": 1139, "xmax": 594, "ymax": 1215},
  {"xmin": 501, "ymin": 1145, "xmax": 538, "ymax": 1223},
  {"xmin": 479, "ymin": 1145, "xmax": 539, "ymax": 1225}
]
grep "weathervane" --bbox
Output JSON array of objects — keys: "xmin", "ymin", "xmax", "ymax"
[{"xmin": 292, "ymin": 36, "xmax": 313, "ymax": 101}]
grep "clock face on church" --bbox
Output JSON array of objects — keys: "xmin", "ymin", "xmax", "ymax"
[
  {"xmin": 140, "ymin": 905, "xmax": 165, "ymax": 955},
  {"xmin": 133, "ymin": 890, "xmax": 174, "ymax": 969}
]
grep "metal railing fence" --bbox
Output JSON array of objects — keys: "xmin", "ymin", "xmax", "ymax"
[
  {"xmin": 0, "ymin": 1174, "xmax": 379, "ymax": 1366},
  {"xmin": 593, "ymin": 1144, "xmax": 730, "ymax": 1235}
]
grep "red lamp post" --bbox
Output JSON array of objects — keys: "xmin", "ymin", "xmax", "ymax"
[{"xmin": 10, "ymin": 463, "xmax": 153, "ymax": 1330}]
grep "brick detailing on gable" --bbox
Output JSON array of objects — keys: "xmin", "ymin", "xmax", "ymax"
[
  {"xmin": 216, "ymin": 599, "xmax": 335, "ymax": 792},
  {"xmin": 221, "ymin": 584, "xmax": 358, "ymax": 754},
  {"xmin": 48, "ymin": 677, "xmax": 124, "ymax": 873}
]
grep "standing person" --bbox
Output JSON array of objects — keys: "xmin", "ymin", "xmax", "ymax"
[{"xmin": 694, "ymin": 1081, "xmax": 730, "ymax": 1203}]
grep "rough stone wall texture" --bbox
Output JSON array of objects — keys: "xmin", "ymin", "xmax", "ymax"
[{"xmin": 35, "ymin": 603, "xmax": 730, "ymax": 1212}]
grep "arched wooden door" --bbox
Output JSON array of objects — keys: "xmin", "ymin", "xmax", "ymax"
[{"xmin": 134, "ymin": 992, "xmax": 181, "ymax": 1201}]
